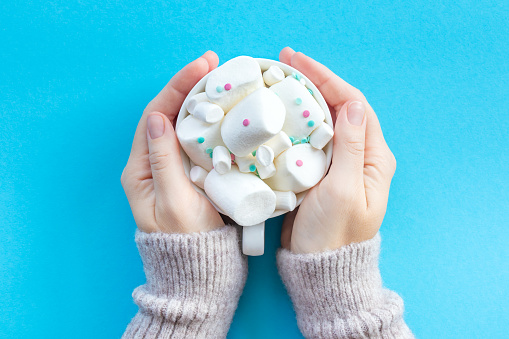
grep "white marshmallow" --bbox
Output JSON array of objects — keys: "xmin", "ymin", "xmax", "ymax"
[
  {"xmin": 242, "ymin": 222, "xmax": 265, "ymax": 256},
  {"xmin": 256, "ymin": 145, "xmax": 274, "ymax": 167},
  {"xmin": 187, "ymin": 92, "xmax": 209, "ymax": 114},
  {"xmin": 309, "ymin": 122, "xmax": 334, "ymax": 149},
  {"xmin": 212, "ymin": 146, "xmax": 231, "ymax": 174},
  {"xmin": 256, "ymin": 162, "xmax": 276, "ymax": 179},
  {"xmin": 235, "ymin": 153, "xmax": 257, "ymax": 173},
  {"xmin": 192, "ymin": 101, "xmax": 224, "ymax": 124},
  {"xmin": 205, "ymin": 56, "xmax": 264, "ymax": 112},
  {"xmin": 274, "ymin": 191, "xmax": 297, "ymax": 212},
  {"xmin": 176, "ymin": 115, "xmax": 226, "ymax": 171},
  {"xmin": 263, "ymin": 131, "xmax": 292, "ymax": 157},
  {"xmin": 189, "ymin": 166, "xmax": 208, "ymax": 189},
  {"xmin": 204, "ymin": 166, "xmax": 276, "ymax": 226},
  {"xmin": 263, "ymin": 65, "xmax": 285, "ymax": 86},
  {"xmin": 221, "ymin": 87, "xmax": 286, "ymax": 157},
  {"xmin": 264, "ymin": 144, "xmax": 327, "ymax": 193},
  {"xmin": 270, "ymin": 76, "xmax": 325, "ymax": 140}
]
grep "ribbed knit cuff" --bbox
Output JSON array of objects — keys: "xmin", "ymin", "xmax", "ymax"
[
  {"xmin": 277, "ymin": 233, "xmax": 414, "ymax": 338},
  {"xmin": 122, "ymin": 225, "xmax": 248, "ymax": 339}
]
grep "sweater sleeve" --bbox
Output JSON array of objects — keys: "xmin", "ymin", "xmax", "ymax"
[
  {"xmin": 122, "ymin": 225, "xmax": 248, "ymax": 339},
  {"xmin": 276, "ymin": 233, "xmax": 414, "ymax": 339}
]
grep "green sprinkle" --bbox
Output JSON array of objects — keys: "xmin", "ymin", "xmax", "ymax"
[
  {"xmin": 308, "ymin": 120, "xmax": 315, "ymax": 127},
  {"xmin": 249, "ymin": 164, "xmax": 256, "ymax": 172},
  {"xmin": 295, "ymin": 73, "xmax": 301, "ymax": 80},
  {"xmin": 308, "ymin": 88, "xmax": 313, "ymax": 95},
  {"xmin": 197, "ymin": 137, "xmax": 205, "ymax": 143},
  {"xmin": 301, "ymin": 138, "xmax": 307, "ymax": 144},
  {"xmin": 293, "ymin": 140, "xmax": 301, "ymax": 145},
  {"xmin": 295, "ymin": 97, "xmax": 302, "ymax": 105},
  {"xmin": 216, "ymin": 86, "xmax": 223, "ymax": 93},
  {"xmin": 252, "ymin": 150, "xmax": 256, "ymax": 156},
  {"xmin": 289, "ymin": 136, "xmax": 295, "ymax": 143},
  {"xmin": 205, "ymin": 147, "xmax": 213, "ymax": 154},
  {"xmin": 209, "ymin": 152, "xmax": 213, "ymax": 158}
]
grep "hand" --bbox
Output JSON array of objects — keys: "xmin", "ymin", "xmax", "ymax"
[
  {"xmin": 279, "ymin": 47, "xmax": 397, "ymax": 253},
  {"xmin": 121, "ymin": 51, "xmax": 225, "ymax": 234}
]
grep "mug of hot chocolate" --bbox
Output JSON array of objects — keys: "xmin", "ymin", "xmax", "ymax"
[{"xmin": 176, "ymin": 56, "xmax": 334, "ymax": 255}]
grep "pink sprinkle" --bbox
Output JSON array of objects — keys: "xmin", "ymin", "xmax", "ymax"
[
  {"xmin": 296, "ymin": 160, "xmax": 303, "ymax": 167},
  {"xmin": 230, "ymin": 153, "xmax": 235, "ymax": 160},
  {"xmin": 303, "ymin": 110, "xmax": 310, "ymax": 118},
  {"xmin": 243, "ymin": 119, "xmax": 250, "ymax": 126},
  {"xmin": 224, "ymin": 83, "xmax": 232, "ymax": 91}
]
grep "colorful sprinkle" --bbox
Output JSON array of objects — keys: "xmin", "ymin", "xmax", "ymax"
[
  {"xmin": 249, "ymin": 164, "xmax": 256, "ymax": 172},
  {"xmin": 308, "ymin": 88, "xmax": 313, "ymax": 95},
  {"xmin": 216, "ymin": 86, "xmax": 223, "ymax": 93},
  {"xmin": 209, "ymin": 152, "xmax": 213, "ymax": 158},
  {"xmin": 197, "ymin": 137, "xmax": 205, "ymax": 143},
  {"xmin": 301, "ymin": 138, "xmax": 307, "ymax": 144},
  {"xmin": 303, "ymin": 110, "xmax": 310, "ymax": 118},
  {"xmin": 252, "ymin": 150, "xmax": 256, "ymax": 156},
  {"xmin": 205, "ymin": 147, "xmax": 213, "ymax": 154},
  {"xmin": 289, "ymin": 136, "xmax": 295, "ymax": 143},
  {"xmin": 295, "ymin": 98, "xmax": 302, "ymax": 105},
  {"xmin": 308, "ymin": 120, "xmax": 315, "ymax": 127},
  {"xmin": 293, "ymin": 140, "xmax": 301, "ymax": 145},
  {"xmin": 224, "ymin": 83, "xmax": 232, "ymax": 91},
  {"xmin": 296, "ymin": 160, "xmax": 303, "ymax": 167},
  {"xmin": 230, "ymin": 153, "xmax": 235, "ymax": 161},
  {"xmin": 243, "ymin": 119, "xmax": 250, "ymax": 126}
]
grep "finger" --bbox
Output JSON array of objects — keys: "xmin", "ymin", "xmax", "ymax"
[
  {"xmin": 146, "ymin": 112, "xmax": 192, "ymax": 204},
  {"xmin": 128, "ymin": 51, "xmax": 219, "ymax": 165},
  {"xmin": 329, "ymin": 100, "xmax": 367, "ymax": 195},
  {"xmin": 281, "ymin": 209, "xmax": 298, "ymax": 250},
  {"xmin": 279, "ymin": 46, "xmax": 295, "ymax": 65}
]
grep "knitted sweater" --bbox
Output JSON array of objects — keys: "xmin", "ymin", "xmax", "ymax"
[{"xmin": 122, "ymin": 225, "xmax": 414, "ymax": 338}]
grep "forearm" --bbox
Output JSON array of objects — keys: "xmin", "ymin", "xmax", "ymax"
[
  {"xmin": 277, "ymin": 233, "xmax": 414, "ymax": 339},
  {"xmin": 122, "ymin": 225, "xmax": 247, "ymax": 339}
]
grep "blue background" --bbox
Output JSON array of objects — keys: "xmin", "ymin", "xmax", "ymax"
[{"xmin": 1, "ymin": 0, "xmax": 507, "ymax": 338}]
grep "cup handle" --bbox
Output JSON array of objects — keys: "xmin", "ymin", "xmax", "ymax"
[{"xmin": 242, "ymin": 222, "xmax": 265, "ymax": 256}]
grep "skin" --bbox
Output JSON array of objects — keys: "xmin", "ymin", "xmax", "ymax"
[
  {"xmin": 121, "ymin": 48, "xmax": 396, "ymax": 254},
  {"xmin": 278, "ymin": 47, "xmax": 396, "ymax": 253}
]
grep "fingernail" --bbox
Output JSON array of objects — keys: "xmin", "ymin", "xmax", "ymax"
[
  {"xmin": 147, "ymin": 114, "xmax": 165, "ymax": 139},
  {"xmin": 347, "ymin": 101, "xmax": 365, "ymax": 126}
]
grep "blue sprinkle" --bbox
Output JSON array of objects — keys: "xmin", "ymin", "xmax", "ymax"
[
  {"xmin": 308, "ymin": 120, "xmax": 315, "ymax": 127},
  {"xmin": 216, "ymin": 86, "xmax": 223, "ymax": 93}
]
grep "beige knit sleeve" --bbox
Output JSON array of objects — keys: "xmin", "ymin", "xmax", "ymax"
[
  {"xmin": 122, "ymin": 225, "xmax": 247, "ymax": 339},
  {"xmin": 276, "ymin": 233, "xmax": 414, "ymax": 338}
]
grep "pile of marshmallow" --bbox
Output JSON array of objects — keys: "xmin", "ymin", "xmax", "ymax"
[{"xmin": 177, "ymin": 56, "xmax": 334, "ymax": 227}]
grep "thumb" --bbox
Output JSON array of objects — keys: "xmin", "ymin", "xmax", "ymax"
[
  {"xmin": 146, "ymin": 112, "xmax": 191, "ymax": 203},
  {"xmin": 329, "ymin": 100, "xmax": 367, "ymax": 193}
]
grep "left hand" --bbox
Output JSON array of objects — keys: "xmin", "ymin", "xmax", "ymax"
[{"xmin": 121, "ymin": 51, "xmax": 225, "ymax": 234}]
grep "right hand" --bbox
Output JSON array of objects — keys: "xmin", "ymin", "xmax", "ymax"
[
  {"xmin": 121, "ymin": 51, "xmax": 225, "ymax": 234},
  {"xmin": 279, "ymin": 47, "xmax": 397, "ymax": 253}
]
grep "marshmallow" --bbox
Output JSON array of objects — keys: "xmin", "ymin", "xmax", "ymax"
[
  {"xmin": 190, "ymin": 166, "xmax": 208, "ymax": 189},
  {"xmin": 177, "ymin": 115, "xmax": 226, "ymax": 171},
  {"xmin": 270, "ymin": 76, "xmax": 325, "ymax": 140},
  {"xmin": 204, "ymin": 166, "xmax": 276, "ymax": 226},
  {"xmin": 256, "ymin": 145, "xmax": 274, "ymax": 167},
  {"xmin": 235, "ymin": 153, "xmax": 257, "ymax": 173},
  {"xmin": 274, "ymin": 191, "xmax": 297, "ymax": 212},
  {"xmin": 192, "ymin": 102, "xmax": 225, "ymax": 124},
  {"xmin": 212, "ymin": 146, "xmax": 231, "ymax": 174},
  {"xmin": 221, "ymin": 87, "xmax": 286, "ymax": 157},
  {"xmin": 187, "ymin": 92, "xmax": 209, "ymax": 114},
  {"xmin": 263, "ymin": 65, "xmax": 285, "ymax": 86},
  {"xmin": 242, "ymin": 223, "xmax": 265, "ymax": 256},
  {"xmin": 205, "ymin": 56, "xmax": 264, "ymax": 112},
  {"xmin": 309, "ymin": 122, "xmax": 334, "ymax": 149},
  {"xmin": 263, "ymin": 131, "xmax": 292, "ymax": 157},
  {"xmin": 256, "ymin": 162, "xmax": 276, "ymax": 179},
  {"xmin": 264, "ymin": 144, "xmax": 327, "ymax": 193}
]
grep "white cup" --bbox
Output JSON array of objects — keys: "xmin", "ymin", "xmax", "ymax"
[{"xmin": 176, "ymin": 58, "xmax": 333, "ymax": 255}]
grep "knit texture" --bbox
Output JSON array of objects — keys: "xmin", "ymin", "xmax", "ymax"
[
  {"xmin": 122, "ymin": 225, "xmax": 248, "ymax": 339},
  {"xmin": 277, "ymin": 233, "xmax": 414, "ymax": 339}
]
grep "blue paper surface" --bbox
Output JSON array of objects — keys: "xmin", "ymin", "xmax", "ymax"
[{"xmin": 0, "ymin": 1, "xmax": 507, "ymax": 338}]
